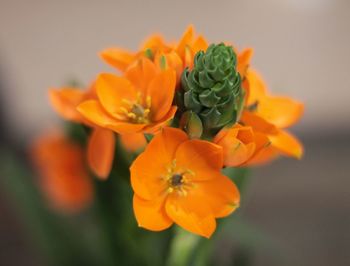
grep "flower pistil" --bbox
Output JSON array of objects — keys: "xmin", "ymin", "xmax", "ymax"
[{"xmin": 163, "ymin": 160, "xmax": 194, "ymax": 196}]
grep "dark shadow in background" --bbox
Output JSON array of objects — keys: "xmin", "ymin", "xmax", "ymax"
[{"xmin": 0, "ymin": 72, "xmax": 41, "ymax": 266}]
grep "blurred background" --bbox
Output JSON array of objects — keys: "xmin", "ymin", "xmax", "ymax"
[{"xmin": 0, "ymin": 0, "xmax": 349, "ymax": 265}]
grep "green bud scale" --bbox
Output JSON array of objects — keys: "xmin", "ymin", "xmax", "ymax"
[{"xmin": 178, "ymin": 43, "xmax": 244, "ymax": 138}]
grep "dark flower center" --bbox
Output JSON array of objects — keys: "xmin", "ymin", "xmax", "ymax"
[{"xmin": 171, "ymin": 174, "xmax": 183, "ymax": 187}]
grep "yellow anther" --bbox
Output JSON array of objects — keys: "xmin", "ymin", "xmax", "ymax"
[
  {"xmin": 119, "ymin": 95, "xmax": 151, "ymax": 124},
  {"xmin": 121, "ymin": 99, "xmax": 133, "ymax": 107},
  {"xmin": 127, "ymin": 113, "xmax": 137, "ymax": 119},
  {"xmin": 178, "ymin": 188, "xmax": 188, "ymax": 197},
  {"xmin": 136, "ymin": 92, "xmax": 142, "ymax": 102},
  {"xmin": 119, "ymin": 107, "xmax": 129, "ymax": 115},
  {"xmin": 146, "ymin": 96, "xmax": 152, "ymax": 108}
]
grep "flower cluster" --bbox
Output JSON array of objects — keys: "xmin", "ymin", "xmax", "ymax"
[{"xmin": 43, "ymin": 25, "xmax": 303, "ymax": 237}]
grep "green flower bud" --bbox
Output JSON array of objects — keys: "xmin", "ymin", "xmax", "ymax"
[
  {"xmin": 179, "ymin": 43, "xmax": 244, "ymax": 138},
  {"xmin": 179, "ymin": 111, "xmax": 203, "ymax": 139}
]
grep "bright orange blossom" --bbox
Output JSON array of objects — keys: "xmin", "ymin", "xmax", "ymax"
[
  {"xmin": 49, "ymin": 84, "xmax": 146, "ymax": 179},
  {"xmin": 130, "ymin": 127, "xmax": 240, "ymax": 238},
  {"xmin": 77, "ymin": 58, "xmax": 177, "ymax": 135}
]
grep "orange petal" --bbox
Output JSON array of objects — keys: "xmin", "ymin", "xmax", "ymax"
[
  {"xmin": 119, "ymin": 133, "xmax": 146, "ymax": 152},
  {"xmin": 141, "ymin": 34, "xmax": 166, "ymax": 50},
  {"xmin": 257, "ymin": 96, "xmax": 304, "ymax": 128},
  {"xmin": 77, "ymin": 100, "xmax": 146, "ymax": 133},
  {"xmin": 125, "ymin": 57, "xmax": 157, "ymax": 93},
  {"xmin": 175, "ymin": 139, "xmax": 223, "ymax": 180},
  {"xmin": 77, "ymin": 99, "xmax": 118, "ymax": 127},
  {"xmin": 176, "ymin": 25, "xmax": 194, "ymax": 57},
  {"xmin": 243, "ymin": 145, "xmax": 279, "ymax": 166},
  {"xmin": 245, "ymin": 69, "xmax": 268, "ymax": 105},
  {"xmin": 252, "ymin": 131, "xmax": 271, "ymax": 155},
  {"xmin": 144, "ymin": 106, "xmax": 177, "ymax": 134},
  {"xmin": 215, "ymin": 125, "xmax": 257, "ymax": 167},
  {"xmin": 184, "ymin": 46, "xmax": 193, "ymax": 68},
  {"xmin": 237, "ymin": 48, "xmax": 253, "ymax": 78},
  {"xmin": 41, "ymin": 170, "xmax": 93, "ymax": 213},
  {"xmin": 165, "ymin": 192, "xmax": 216, "ymax": 238},
  {"xmin": 130, "ymin": 127, "xmax": 188, "ymax": 200},
  {"xmin": 100, "ymin": 47, "xmax": 135, "ymax": 72},
  {"xmin": 192, "ymin": 35, "xmax": 208, "ymax": 54},
  {"xmin": 49, "ymin": 88, "xmax": 85, "ymax": 122},
  {"xmin": 241, "ymin": 111, "xmax": 278, "ymax": 134},
  {"xmin": 133, "ymin": 194, "xmax": 173, "ymax": 231},
  {"xmin": 241, "ymin": 130, "xmax": 276, "ymax": 166},
  {"xmin": 269, "ymin": 129, "xmax": 304, "ymax": 159},
  {"xmin": 87, "ymin": 128, "xmax": 115, "ymax": 179},
  {"xmin": 155, "ymin": 51, "xmax": 183, "ymax": 83},
  {"xmin": 96, "ymin": 73, "xmax": 136, "ymax": 118},
  {"xmin": 194, "ymin": 174, "xmax": 240, "ymax": 218},
  {"xmin": 148, "ymin": 69, "xmax": 176, "ymax": 121},
  {"xmin": 32, "ymin": 132, "xmax": 93, "ymax": 213}
]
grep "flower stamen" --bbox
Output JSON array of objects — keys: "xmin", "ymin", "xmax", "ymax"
[
  {"xmin": 163, "ymin": 160, "xmax": 195, "ymax": 196},
  {"xmin": 119, "ymin": 94, "xmax": 152, "ymax": 124}
]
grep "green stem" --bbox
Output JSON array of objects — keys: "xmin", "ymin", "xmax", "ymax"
[
  {"xmin": 92, "ymin": 138, "xmax": 147, "ymax": 266},
  {"xmin": 93, "ymin": 178, "xmax": 122, "ymax": 266},
  {"xmin": 166, "ymin": 227, "xmax": 201, "ymax": 266}
]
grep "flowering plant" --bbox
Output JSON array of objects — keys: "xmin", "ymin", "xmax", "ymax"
[{"xmin": 31, "ymin": 25, "xmax": 303, "ymax": 265}]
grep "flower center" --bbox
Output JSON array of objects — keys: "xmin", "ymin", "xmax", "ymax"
[
  {"xmin": 170, "ymin": 174, "xmax": 183, "ymax": 187},
  {"xmin": 119, "ymin": 93, "xmax": 151, "ymax": 124},
  {"xmin": 164, "ymin": 160, "xmax": 195, "ymax": 196}
]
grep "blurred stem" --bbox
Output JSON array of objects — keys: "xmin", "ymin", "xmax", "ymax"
[
  {"xmin": 166, "ymin": 227, "xmax": 201, "ymax": 266},
  {"xmin": 93, "ymin": 178, "xmax": 122, "ymax": 266},
  {"xmin": 92, "ymin": 138, "xmax": 147, "ymax": 266}
]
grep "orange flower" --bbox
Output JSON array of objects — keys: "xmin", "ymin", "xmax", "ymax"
[
  {"xmin": 31, "ymin": 131, "xmax": 93, "ymax": 213},
  {"xmin": 130, "ymin": 127, "xmax": 240, "ymax": 238},
  {"xmin": 49, "ymin": 84, "xmax": 116, "ymax": 179},
  {"xmin": 240, "ymin": 69, "xmax": 304, "ymax": 164},
  {"xmin": 100, "ymin": 25, "xmax": 207, "ymax": 81},
  {"xmin": 77, "ymin": 58, "xmax": 177, "ymax": 135},
  {"xmin": 214, "ymin": 124, "xmax": 269, "ymax": 167},
  {"xmin": 100, "ymin": 25, "xmax": 253, "ymax": 85}
]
